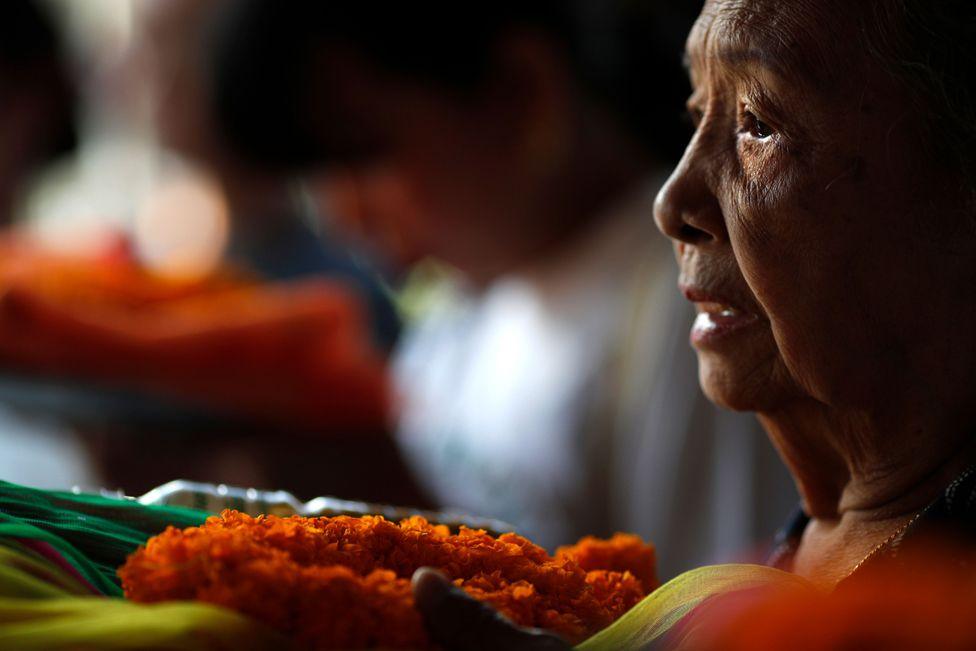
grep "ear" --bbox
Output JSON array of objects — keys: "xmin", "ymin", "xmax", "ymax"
[{"xmin": 487, "ymin": 31, "xmax": 578, "ymax": 175}]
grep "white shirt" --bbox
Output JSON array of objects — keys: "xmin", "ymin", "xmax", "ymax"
[{"xmin": 393, "ymin": 183, "xmax": 797, "ymax": 578}]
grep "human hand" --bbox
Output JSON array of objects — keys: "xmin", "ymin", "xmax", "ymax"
[{"xmin": 412, "ymin": 568, "xmax": 572, "ymax": 651}]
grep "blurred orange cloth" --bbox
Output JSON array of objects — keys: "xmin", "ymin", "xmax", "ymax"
[
  {"xmin": 678, "ymin": 548, "xmax": 976, "ymax": 651},
  {"xmin": 0, "ymin": 233, "xmax": 390, "ymax": 432}
]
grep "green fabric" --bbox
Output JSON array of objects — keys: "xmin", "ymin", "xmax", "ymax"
[{"xmin": 0, "ymin": 481, "xmax": 208, "ymax": 596}]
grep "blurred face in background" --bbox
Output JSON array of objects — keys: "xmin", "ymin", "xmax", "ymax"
[{"xmin": 311, "ymin": 36, "xmax": 590, "ymax": 284}]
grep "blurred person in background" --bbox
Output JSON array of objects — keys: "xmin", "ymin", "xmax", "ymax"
[
  {"xmin": 0, "ymin": 0, "xmax": 78, "ymax": 226},
  {"xmin": 0, "ymin": 0, "xmax": 409, "ymax": 499},
  {"xmin": 136, "ymin": 0, "xmax": 400, "ymax": 350},
  {"xmin": 0, "ymin": 0, "xmax": 98, "ymax": 490},
  {"xmin": 95, "ymin": 0, "xmax": 413, "ymax": 501},
  {"xmin": 211, "ymin": 0, "xmax": 796, "ymax": 577}
]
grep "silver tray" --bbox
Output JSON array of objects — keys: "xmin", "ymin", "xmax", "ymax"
[{"xmin": 132, "ymin": 479, "xmax": 514, "ymax": 537}]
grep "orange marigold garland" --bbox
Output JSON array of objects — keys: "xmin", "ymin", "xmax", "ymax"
[
  {"xmin": 556, "ymin": 533, "xmax": 657, "ymax": 592},
  {"xmin": 119, "ymin": 511, "xmax": 657, "ymax": 649}
]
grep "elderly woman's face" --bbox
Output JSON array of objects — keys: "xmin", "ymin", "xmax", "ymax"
[{"xmin": 655, "ymin": 0, "xmax": 976, "ymax": 412}]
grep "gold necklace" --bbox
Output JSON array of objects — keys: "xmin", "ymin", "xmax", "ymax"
[{"xmin": 844, "ymin": 510, "xmax": 924, "ymax": 579}]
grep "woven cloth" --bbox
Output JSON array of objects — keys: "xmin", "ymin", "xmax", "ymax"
[{"xmin": 0, "ymin": 481, "xmax": 207, "ymax": 596}]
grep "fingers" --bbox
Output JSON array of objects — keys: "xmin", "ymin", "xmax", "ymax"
[{"xmin": 412, "ymin": 568, "xmax": 571, "ymax": 651}]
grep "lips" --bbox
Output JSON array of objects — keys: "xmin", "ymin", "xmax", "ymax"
[{"xmin": 680, "ymin": 285, "xmax": 761, "ymax": 347}]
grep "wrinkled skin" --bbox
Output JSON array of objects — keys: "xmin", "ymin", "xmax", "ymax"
[
  {"xmin": 657, "ymin": 0, "xmax": 976, "ymax": 586},
  {"xmin": 416, "ymin": 0, "xmax": 976, "ymax": 643},
  {"xmin": 658, "ymin": 0, "xmax": 976, "ymax": 415}
]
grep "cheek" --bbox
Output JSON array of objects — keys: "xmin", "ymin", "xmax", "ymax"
[
  {"xmin": 725, "ymin": 145, "xmax": 814, "ymax": 290},
  {"xmin": 724, "ymin": 152, "xmax": 870, "ymax": 400}
]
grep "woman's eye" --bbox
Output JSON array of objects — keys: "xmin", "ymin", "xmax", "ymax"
[{"xmin": 742, "ymin": 110, "xmax": 774, "ymax": 139}]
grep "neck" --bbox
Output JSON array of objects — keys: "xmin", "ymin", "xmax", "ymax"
[{"xmin": 759, "ymin": 397, "xmax": 976, "ymax": 523}]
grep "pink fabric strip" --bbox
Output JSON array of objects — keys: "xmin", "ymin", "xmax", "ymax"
[{"xmin": 14, "ymin": 538, "xmax": 102, "ymax": 595}]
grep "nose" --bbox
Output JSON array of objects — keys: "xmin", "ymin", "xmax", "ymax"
[{"xmin": 653, "ymin": 136, "xmax": 727, "ymax": 247}]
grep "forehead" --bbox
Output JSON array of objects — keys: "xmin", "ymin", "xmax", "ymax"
[{"xmin": 688, "ymin": 0, "xmax": 858, "ymax": 90}]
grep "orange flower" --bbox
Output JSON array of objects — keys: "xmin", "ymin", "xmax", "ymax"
[
  {"xmin": 557, "ymin": 533, "xmax": 657, "ymax": 592},
  {"xmin": 120, "ymin": 511, "xmax": 657, "ymax": 649}
]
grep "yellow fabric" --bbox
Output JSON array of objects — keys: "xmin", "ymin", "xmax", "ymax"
[
  {"xmin": 0, "ymin": 598, "xmax": 287, "ymax": 651},
  {"xmin": 0, "ymin": 547, "xmax": 77, "ymax": 601},
  {"xmin": 576, "ymin": 564, "xmax": 816, "ymax": 651},
  {"xmin": 0, "ymin": 544, "xmax": 93, "ymax": 598},
  {"xmin": 0, "ymin": 544, "xmax": 286, "ymax": 651}
]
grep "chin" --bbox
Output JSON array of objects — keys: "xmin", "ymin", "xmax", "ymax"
[{"xmin": 697, "ymin": 353, "xmax": 789, "ymax": 413}]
